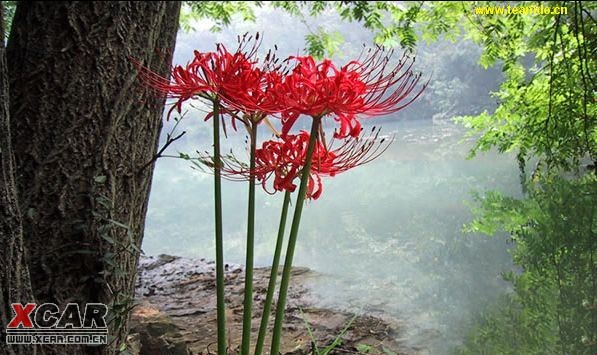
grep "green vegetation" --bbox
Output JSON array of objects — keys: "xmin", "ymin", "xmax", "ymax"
[
  {"xmin": 460, "ymin": 175, "xmax": 596, "ymax": 354},
  {"xmin": 300, "ymin": 308, "xmax": 359, "ymax": 355}
]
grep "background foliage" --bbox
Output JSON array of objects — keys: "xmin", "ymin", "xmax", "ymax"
[{"xmin": 461, "ymin": 175, "xmax": 596, "ymax": 354}]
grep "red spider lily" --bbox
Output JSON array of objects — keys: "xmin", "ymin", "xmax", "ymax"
[
  {"xmin": 278, "ymin": 49, "xmax": 427, "ymax": 139},
  {"xmin": 252, "ymin": 132, "xmax": 332, "ymax": 199},
  {"xmin": 210, "ymin": 127, "xmax": 391, "ymax": 200},
  {"xmin": 218, "ymin": 53, "xmax": 286, "ymax": 120},
  {"xmin": 131, "ymin": 33, "xmax": 284, "ymax": 122}
]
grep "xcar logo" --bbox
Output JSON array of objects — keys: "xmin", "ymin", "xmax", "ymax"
[{"xmin": 4, "ymin": 303, "xmax": 108, "ymax": 345}]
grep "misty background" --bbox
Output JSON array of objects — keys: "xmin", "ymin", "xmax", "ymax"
[{"xmin": 142, "ymin": 6, "xmax": 519, "ymax": 353}]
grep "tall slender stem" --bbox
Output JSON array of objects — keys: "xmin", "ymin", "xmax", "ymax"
[
  {"xmin": 254, "ymin": 190, "xmax": 292, "ymax": 355},
  {"xmin": 241, "ymin": 123, "xmax": 258, "ymax": 355},
  {"xmin": 270, "ymin": 117, "xmax": 321, "ymax": 355},
  {"xmin": 213, "ymin": 99, "xmax": 227, "ymax": 355}
]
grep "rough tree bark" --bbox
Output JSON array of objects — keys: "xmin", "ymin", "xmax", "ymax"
[
  {"xmin": 6, "ymin": 2, "xmax": 180, "ymax": 354},
  {"xmin": 0, "ymin": 3, "xmax": 38, "ymax": 355}
]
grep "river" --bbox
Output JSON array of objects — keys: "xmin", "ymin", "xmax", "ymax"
[{"xmin": 143, "ymin": 118, "xmax": 520, "ymax": 353}]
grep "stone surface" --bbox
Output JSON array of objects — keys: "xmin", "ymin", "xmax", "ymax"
[{"xmin": 130, "ymin": 254, "xmax": 424, "ymax": 354}]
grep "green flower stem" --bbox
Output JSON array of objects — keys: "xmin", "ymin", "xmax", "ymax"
[
  {"xmin": 270, "ymin": 116, "xmax": 322, "ymax": 355},
  {"xmin": 254, "ymin": 190, "xmax": 292, "ymax": 355},
  {"xmin": 241, "ymin": 123, "xmax": 258, "ymax": 355},
  {"xmin": 213, "ymin": 99, "xmax": 227, "ymax": 355}
]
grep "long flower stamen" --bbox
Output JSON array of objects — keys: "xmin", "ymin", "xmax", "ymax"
[{"xmin": 206, "ymin": 126, "xmax": 392, "ymax": 200}]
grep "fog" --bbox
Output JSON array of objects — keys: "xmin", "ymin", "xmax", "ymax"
[{"xmin": 142, "ymin": 6, "xmax": 519, "ymax": 353}]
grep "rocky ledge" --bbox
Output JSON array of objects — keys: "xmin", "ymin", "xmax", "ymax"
[{"xmin": 129, "ymin": 254, "xmax": 421, "ymax": 354}]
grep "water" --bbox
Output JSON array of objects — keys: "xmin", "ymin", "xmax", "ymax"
[{"xmin": 143, "ymin": 117, "xmax": 520, "ymax": 353}]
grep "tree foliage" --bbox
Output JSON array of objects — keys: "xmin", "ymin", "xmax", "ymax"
[
  {"xmin": 454, "ymin": 1, "xmax": 596, "ymax": 174},
  {"xmin": 460, "ymin": 176, "xmax": 596, "ymax": 354}
]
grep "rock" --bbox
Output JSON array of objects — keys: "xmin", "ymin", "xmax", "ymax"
[
  {"xmin": 125, "ymin": 333, "xmax": 141, "ymax": 355},
  {"xmin": 131, "ymin": 254, "xmax": 419, "ymax": 354},
  {"xmin": 130, "ymin": 304, "xmax": 190, "ymax": 355},
  {"xmin": 142, "ymin": 254, "xmax": 180, "ymax": 270}
]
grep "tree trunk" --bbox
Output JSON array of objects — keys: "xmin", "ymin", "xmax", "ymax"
[
  {"xmin": 6, "ymin": 2, "xmax": 180, "ymax": 353},
  {"xmin": 0, "ymin": 3, "xmax": 38, "ymax": 355}
]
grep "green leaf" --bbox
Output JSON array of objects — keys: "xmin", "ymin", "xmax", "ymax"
[
  {"xmin": 304, "ymin": 30, "xmax": 344, "ymax": 59},
  {"xmin": 356, "ymin": 344, "xmax": 373, "ymax": 353}
]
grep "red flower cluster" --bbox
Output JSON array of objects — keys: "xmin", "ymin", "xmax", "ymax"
[
  {"xmin": 276, "ymin": 50, "xmax": 426, "ymax": 139},
  {"xmin": 132, "ymin": 33, "xmax": 282, "ymax": 121},
  {"xmin": 216, "ymin": 127, "xmax": 391, "ymax": 200},
  {"xmin": 133, "ymin": 34, "xmax": 425, "ymax": 199},
  {"xmin": 252, "ymin": 132, "xmax": 334, "ymax": 200}
]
